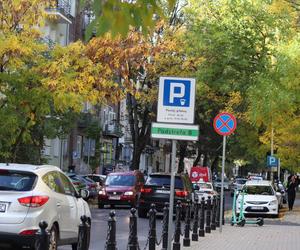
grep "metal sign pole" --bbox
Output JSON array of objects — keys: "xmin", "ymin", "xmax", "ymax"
[
  {"xmin": 278, "ymin": 158, "xmax": 281, "ymax": 182},
  {"xmin": 219, "ymin": 135, "xmax": 226, "ymax": 232},
  {"xmin": 167, "ymin": 140, "xmax": 177, "ymax": 250}
]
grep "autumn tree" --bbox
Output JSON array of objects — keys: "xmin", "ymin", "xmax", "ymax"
[
  {"xmin": 184, "ymin": 0, "xmax": 298, "ymax": 172},
  {"xmin": 0, "ymin": 0, "xmax": 114, "ymax": 162}
]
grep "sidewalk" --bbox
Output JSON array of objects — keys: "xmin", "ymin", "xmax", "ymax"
[{"xmin": 187, "ymin": 197, "xmax": 300, "ymax": 250}]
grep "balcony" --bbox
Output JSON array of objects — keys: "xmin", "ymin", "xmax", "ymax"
[
  {"xmin": 45, "ymin": 0, "xmax": 72, "ymax": 24},
  {"xmin": 103, "ymin": 124, "xmax": 123, "ymax": 138}
]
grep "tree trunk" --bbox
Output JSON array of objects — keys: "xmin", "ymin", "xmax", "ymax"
[
  {"xmin": 126, "ymin": 93, "xmax": 152, "ymax": 170},
  {"xmin": 193, "ymin": 144, "xmax": 202, "ymax": 166},
  {"xmin": 177, "ymin": 142, "xmax": 187, "ymax": 173},
  {"xmin": 211, "ymin": 156, "xmax": 219, "ymax": 175}
]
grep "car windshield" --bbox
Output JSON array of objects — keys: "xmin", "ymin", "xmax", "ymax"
[
  {"xmin": 0, "ymin": 170, "xmax": 37, "ymax": 191},
  {"xmin": 194, "ymin": 183, "xmax": 212, "ymax": 189},
  {"xmin": 236, "ymin": 179, "xmax": 247, "ymax": 184},
  {"xmin": 146, "ymin": 176, "xmax": 183, "ymax": 189},
  {"xmin": 243, "ymin": 185, "xmax": 274, "ymax": 195},
  {"xmin": 105, "ymin": 175, "xmax": 135, "ymax": 186}
]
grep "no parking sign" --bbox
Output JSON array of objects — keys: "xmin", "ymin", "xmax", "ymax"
[
  {"xmin": 213, "ymin": 112, "xmax": 237, "ymax": 232},
  {"xmin": 213, "ymin": 112, "xmax": 237, "ymax": 136}
]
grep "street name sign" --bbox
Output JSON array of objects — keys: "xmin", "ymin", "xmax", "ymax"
[
  {"xmin": 151, "ymin": 122, "xmax": 199, "ymax": 141},
  {"xmin": 157, "ymin": 77, "xmax": 196, "ymax": 124}
]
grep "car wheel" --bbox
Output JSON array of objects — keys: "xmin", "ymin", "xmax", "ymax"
[
  {"xmin": 138, "ymin": 208, "xmax": 148, "ymax": 218},
  {"xmin": 49, "ymin": 225, "xmax": 58, "ymax": 250}
]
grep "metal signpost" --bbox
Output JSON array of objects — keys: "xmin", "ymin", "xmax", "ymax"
[
  {"xmin": 213, "ymin": 112, "xmax": 237, "ymax": 232},
  {"xmin": 152, "ymin": 77, "xmax": 197, "ymax": 250}
]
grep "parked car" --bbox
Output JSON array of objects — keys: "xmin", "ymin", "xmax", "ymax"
[
  {"xmin": 137, "ymin": 173, "xmax": 195, "ymax": 218},
  {"xmin": 98, "ymin": 170, "xmax": 144, "ymax": 208},
  {"xmin": 193, "ymin": 181, "xmax": 218, "ymax": 202},
  {"xmin": 213, "ymin": 177, "xmax": 230, "ymax": 191},
  {"xmin": 77, "ymin": 175, "xmax": 98, "ymax": 199},
  {"xmin": 230, "ymin": 178, "xmax": 248, "ymax": 197},
  {"xmin": 276, "ymin": 182, "xmax": 287, "ymax": 204},
  {"xmin": 85, "ymin": 174, "xmax": 106, "ymax": 189},
  {"xmin": 66, "ymin": 172, "xmax": 86, "ymax": 192},
  {"xmin": 236, "ymin": 180, "xmax": 281, "ymax": 217},
  {"xmin": 0, "ymin": 163, "xmax": 91, "ymax": 250}
]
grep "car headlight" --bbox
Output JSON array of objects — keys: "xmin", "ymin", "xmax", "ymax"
[
  {"xmin": 99, "ymin": 190, "xmax": 106, "ymax": 195},
  {"xmin": 124, "ymin": 191, "xmax": 134, "ymax": 196},
  {"xmin": 269, "ymin": 200, "xmax": 277, "ymax": 206}
]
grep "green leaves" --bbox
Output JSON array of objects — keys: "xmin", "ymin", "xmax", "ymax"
[{"xmin": 85, "ymin": 0, "xmax": 175, "ymax": 39}]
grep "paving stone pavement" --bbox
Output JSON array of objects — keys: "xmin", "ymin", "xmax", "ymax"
[{"xmin": 186, "ymin": 206, "xmax": 300, "ymax": 250}]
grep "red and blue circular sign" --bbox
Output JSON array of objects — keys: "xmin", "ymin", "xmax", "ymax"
[{"xmin": 213, "ymin": 112, "xmax": 237, "ymax": 136}]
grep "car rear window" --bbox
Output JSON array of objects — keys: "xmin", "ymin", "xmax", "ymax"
[
  {"xmin": 0, "ymin": 170, "xmax": 37, "ymax": 191},
  {"xmin": 145, "ymin": 175, "xmax": 183, "ymax": 189},
  {"xmin": 243, "ymin": 185, "xmax": 274, "ymax": 195},
  {"xmin": 194, "ymin": 182, "xmax": 212, "ymax": 189},
  {"xmin": 105, "ymin": 175, "xmax": 135, "ymax": 186},
  {"xmin": 236, "ymin": 179, "xmax": 247, "ymax": 184}
]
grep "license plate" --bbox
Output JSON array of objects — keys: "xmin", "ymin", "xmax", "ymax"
[
  {"xmin": 109, "ymin": 196, "xmax": 120, "ymax": 200},
  {"xmin": 251, "ymin": 206, "xmax": 264, "ymax": 210},
  {"xmin": 0, "ymin": 203, "xmax": 6, "ymax": 213},
  {"xmin": 156, "ymin": 190, "xmax": 170, "ymax": 194}
]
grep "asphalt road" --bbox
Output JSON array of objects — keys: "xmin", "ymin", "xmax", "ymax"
[{"xmin": 59, "ymin": 191, "xmax": 234, "ymax": 250}]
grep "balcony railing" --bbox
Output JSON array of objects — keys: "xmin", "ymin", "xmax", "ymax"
[
  {"xmin": 103, "ymin": 124, "xmax": 123, "ymax": 138},
  {"xmin": 45, "ymin": 0, "xmax": 72, "ymax": 24}
]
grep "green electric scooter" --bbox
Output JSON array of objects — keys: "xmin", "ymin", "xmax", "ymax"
[{"xmin": 231, "ymin": 190, "xmax": 264, "ymax": 227}]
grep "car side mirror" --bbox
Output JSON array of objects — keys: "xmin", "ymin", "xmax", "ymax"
[
  {"xmin": 276, "ymin": 192, "xmax": 281, "ymax": 197},
  {"xmin": 80, "ymin": 189, "xmax": 89, "ymax": 199}
]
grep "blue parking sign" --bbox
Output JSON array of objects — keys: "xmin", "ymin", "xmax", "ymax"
[
  {"xmin": 163, "ymin": 79, "xmax": 191, "ymax": 107},
  {"xmin": 267, "ymin": 156, "xmax": 278, "ymax": 167},
  {"xmin": 157, "ymin": 77, "xmax": 196, "ymax": 124}
]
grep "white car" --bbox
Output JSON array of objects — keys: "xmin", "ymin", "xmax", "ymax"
[
  {"xmin": 213, "ymin": 178, "xmax": 230, "ymax": 190},
  {"xmin": 236, "ymin": 180, "xmax": 281, "ymax": 217},
  {"xmin": 193, "ymin": 182, "xmax": 218, "ymax": 202},
  {"xmin": 0, "ymin": 163, "xmax": 91, "ymax": 249},
  {"xmin": 230, "ymin": 178, "xmax": 248, "ymax": 196}
]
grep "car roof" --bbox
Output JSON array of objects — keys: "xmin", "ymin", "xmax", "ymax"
[
  {"xmin": 150, "ymin": 172, "xmax": 186, "ymax": 177},
  {"xmin": 246, "ymin": 180, "xmax": 271, "ymax": 186},
  {"xmin": 108, "ymin": 171, "xmax": 141, "ymax": 176},
  {"xmin": 194, "ymin": 181, "xmax": 213, "ymax": 185},
  {"xmin": 0, "ymin": 163, "xmax": 61, "ymax": 174}
]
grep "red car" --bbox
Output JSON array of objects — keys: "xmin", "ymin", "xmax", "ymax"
[{"xmin": 98, "ymin": 171, "xmax": 144, "ymax": 208}]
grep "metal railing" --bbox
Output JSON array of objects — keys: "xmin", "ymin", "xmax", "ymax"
[{"xmin": 47, "ymin": 0, "xmax": 71, "ymax": 17}]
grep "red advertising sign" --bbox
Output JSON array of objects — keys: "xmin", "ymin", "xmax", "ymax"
[{"xmin": 190, "ymin": 166, "xmax": 211, "ymax": 183}]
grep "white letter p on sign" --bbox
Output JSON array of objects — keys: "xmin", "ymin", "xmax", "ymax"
[{"xmin": 169, "ymin": 82, "xmax": 185, "ymax": 104}]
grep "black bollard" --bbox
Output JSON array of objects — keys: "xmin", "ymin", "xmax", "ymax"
[
  {"xmin": 161, "ymin": 203, "xmax": 169, "ymax": 250},
  {"xmin": 149, "ymin": 204, "xmax": 156, "ymax": 250},
  {"xmin": 77, "ymin": 215, "xmax": 90, "ymax": 250},
  {"xmin": 216, "ymin": 195, "xmax": 220, "ymax": 228},
  {"xmin": 183, "ymin": 201, "xmax": 191, "ymax": 247},
  {"xmin": 105, "ymin": 211, "xmax": 117, "ymax": 250},
  {"xmin": 211, "ymin": 196, "xmax": 216, "ymax": 230},
  {"xmin": 128, "ymin": 208, "xmax": 139, "ymax": 250},
  {"xmin": 222, "ymin": 195, "xmax": 225, "ymax": 225},
  {"xmin": 173, "ymin": 201, "xmax": 182, "ymax": 250},
  {"xmin": 192, "ymin": 200, "xmax": 199, "ymax": 241},
  {"xmin": 35, "ymin": 221, "xmax": 50, "ymax": 250},
  {"xmin": 198, "ymin": 197, "xmax": 205, "ymax": 237},
  {"xmin": 205, "ymin": 196, "xmax": 211, "ymax": 234}
]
